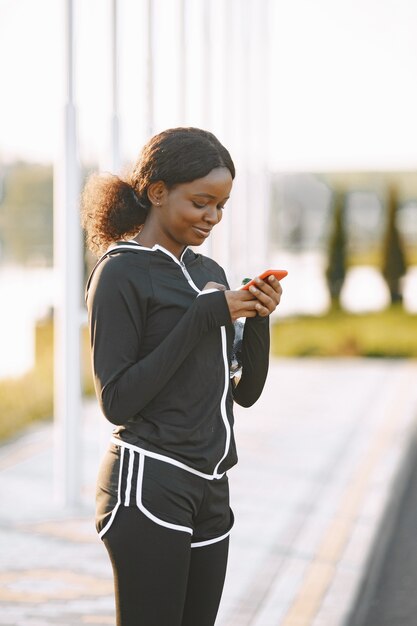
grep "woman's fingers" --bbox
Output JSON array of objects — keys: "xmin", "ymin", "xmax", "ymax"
[
  {"xmin": 203, "ymin": 281, "xmax": 226, "ymax": 291},
  {"xmin": 248, "ymin": 275, "xmax": 282, "ymax": 315},
  {"xmin": 224, "ymin": 275, "xmax": 283, "ymax": 320},
  {"xmin": 224, "ymin": 291, "xmax": 259, "ymax": 320}
]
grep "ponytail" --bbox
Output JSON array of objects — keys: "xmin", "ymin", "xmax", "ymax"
[{"xmin": 81, "ymin": 173, "xmax": 147, "ymax": 257}]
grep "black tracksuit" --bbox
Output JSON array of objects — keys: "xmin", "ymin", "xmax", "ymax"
[{"xmin": 85, "ymin": 241, "xmax": 271, "ymax": 626}]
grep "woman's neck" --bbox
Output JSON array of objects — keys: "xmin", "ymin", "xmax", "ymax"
[{"xmin": 132, "ymin": 229, "xmax": 185, "ymax": 260}]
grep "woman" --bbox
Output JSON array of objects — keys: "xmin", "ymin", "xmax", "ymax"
[{"xmin": 82, "ymin": 127, "xmax": 282, "ymax": 626}]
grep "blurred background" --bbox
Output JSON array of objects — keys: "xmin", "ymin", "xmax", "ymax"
[
  {"xmin": 1, "ymin": 0, "xmax": 416, "ymax": 441},
  {"xmin": 1, "ymin": 1, "xmax": 417, "ymax": 624}
]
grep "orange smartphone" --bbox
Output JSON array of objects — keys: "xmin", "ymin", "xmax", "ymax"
[{"xmin": 239, "ymin": 269, "xmax": 288, "ymax": 290}]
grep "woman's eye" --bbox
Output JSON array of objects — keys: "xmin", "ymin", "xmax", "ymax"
[{"xmin": 192, "ymin": 201, "xmax": 206, "ymax": 209}]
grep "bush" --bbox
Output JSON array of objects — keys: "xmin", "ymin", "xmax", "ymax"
[
  {"xmin": 271, "ymin": 305, "xmax": 417, "ymax": 358},
  {"xmin": 325, "ymin": 191, "xmax": 348, "ymax": 307},
  {"xmin": 381, "ymin": 186, "xmax": 407, "ymax": 303},
  {"xmin": 0, "ymin": 321, "xmax": 94, "ymax": 442}
]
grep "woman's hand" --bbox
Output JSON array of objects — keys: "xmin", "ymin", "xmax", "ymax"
[
  {"xmin": 202, "ymin": 281, "xmax": 258, "ymax": 321},
  {"xmin": 203, "ymin": 276, "xmax": 282, "ymax": 321},
  {"xmin": 247, "ymin": 275, "xmax": 282, "ymax": 317},
  {"xmin": 202, "ymin": 281, "xmax": 227, "ymax": 291},
  {"xmin": 223, "ymin": 289, "xmax": 259, "ymax": 321},
  {"xmin": 225, "ymin": 275, "xmax": 282, "ymax": 320}
]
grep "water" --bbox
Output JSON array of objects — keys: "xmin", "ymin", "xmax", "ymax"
[{"xmin": 0, "ymin": 266, "xmax": 54, "ymax": 379}]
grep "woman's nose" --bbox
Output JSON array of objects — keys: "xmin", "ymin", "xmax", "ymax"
[{"xmin": 204, "ymin": 205, "xmax": 222, "ymax": 224}]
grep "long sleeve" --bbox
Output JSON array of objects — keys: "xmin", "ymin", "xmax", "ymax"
[
  {"xmin": 88, "ymin": 259, "xmax": 231, "ymax": 425},
  {"xmin": 232, "ymin": 315, "xmax": 270, "ymax": 408}
]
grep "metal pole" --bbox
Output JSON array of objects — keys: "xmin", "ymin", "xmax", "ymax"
[
  {"xmin": 178, "ymin": 0, "xmax": 186, "ymax": 124},
  {"xmin": 200, "ymin": 0, "xmax": 213, "ymax": 257},
  {"xmin": 53, "ymin": 0, "xmax": 82, "ymax": 507},
  {"xmin": 146, "ymin": 0, "xmax": 154, "ymax": 137},
  {"xmin": 111, "ymin": 0, "xmax": 120, "ymax": 171},
  {"xmin": 259, "ymin": 0, "xmax": 271, "ymax": 268},
  {"xmin": 215, "ymin": 0, "xmax": 237, "ymax": 282},
  {"xmin": 215, "ymin": 0, "xmax": 233, "ymax": 276},
  {"xmin": 202, "ymin": 0, "xmax": 211, "ymax": 129}
]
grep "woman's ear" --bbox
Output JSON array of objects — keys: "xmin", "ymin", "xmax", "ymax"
[{"xmin": 147, "ymin": 181, "xmax": 167, "ymax": 206}]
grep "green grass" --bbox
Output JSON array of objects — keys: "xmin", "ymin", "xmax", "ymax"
[
  {"xmin": 0, "ymin": 321, "xmax": 94, "ymax": 442},
  {"xmin": 271, "ymin": 304, "xmax": 417, "ymax": 358},
  {"xmin": 349, "ymin": 246, "xmax": 417, "ymax": 268}
]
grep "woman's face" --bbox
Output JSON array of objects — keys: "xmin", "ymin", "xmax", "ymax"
[{"xmin": 152, "ymin": 167, "xmax": 233, "ymax": 256}]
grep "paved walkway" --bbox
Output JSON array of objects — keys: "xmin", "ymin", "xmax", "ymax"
[{"xmin": 1, "ymin": 358, "xmax": 417, "ymax": 626}]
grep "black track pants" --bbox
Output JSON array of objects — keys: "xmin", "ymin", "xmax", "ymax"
[{"xmin": 103, "ymin": 506, "xmax": 230, "ymax": 626}]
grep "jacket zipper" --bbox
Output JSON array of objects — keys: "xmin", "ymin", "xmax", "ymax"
[{"xmin": 179, "ymin": 258, "xmax": 201, "ymax": 294}]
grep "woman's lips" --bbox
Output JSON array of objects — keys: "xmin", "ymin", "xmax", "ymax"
[{"xmin": 192, "ymin": 226, "xmax": 211, "ymax": 238}]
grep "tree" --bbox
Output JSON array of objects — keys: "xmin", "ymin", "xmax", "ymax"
[
  {"xmin": 381, "ymin": 186, "xmax": 407, "ymax": 304},
  {"xmin": 326, "ymin": 191, "xmax": 347, "ymax": 308},
  {"xmin": 0, "ymin": 162, "xmax": 53, "ymax": 265}
]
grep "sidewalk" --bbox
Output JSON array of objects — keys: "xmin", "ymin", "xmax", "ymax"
[{"xmin": 1, "ymin": 358, "xmax": 417, "ymax": 626}]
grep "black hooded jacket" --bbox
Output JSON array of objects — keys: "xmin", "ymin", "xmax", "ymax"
[{"xmin": 85, "ymin": 241, "xmax": 270, "ymax": 477}]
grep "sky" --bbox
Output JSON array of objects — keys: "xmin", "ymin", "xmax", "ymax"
[{"xmin": 1, "ymin": 0, "xmax": 417, "ymax": 171}]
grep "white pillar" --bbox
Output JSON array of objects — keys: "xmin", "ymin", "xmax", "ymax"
[
  {"xmin": 53, "ymin": 0, "xmax": 82, "ymax": 508},
  {"xmin": 210, "ymin": 0, "xmax": 232, "ymax": 276},
  {"xmin": 227, "ymin": 0, "xmax": 250, "ymax": 283},
  {"xmin": 98, "ymin": 0, "xmax": 120, "ymax": 173},
  {"xmin": 145, "ymin": 0, "xmax": 154, "ymax": 138},
  {"xmin": 178, "ymin": 0, "xmax": 186, "ymax": 124},
  {"xmin": 259, "ymin": 0, "xmax": 272, "ymax": 269},
  {"xmin": 246, "ymin": 0, "xmax": 270, "ymax": 272},
  {"xmin": 202, "ymin": 0, "xmax": 212, "ymax": 130},
  {"xmin": 111, "ymin": 0, "xmax": 121, "ymax": 172},
  {"xmin": 199, "ymin": 0, "xmax": 213, "ymax": 259}
]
